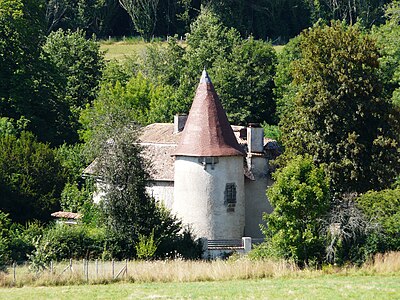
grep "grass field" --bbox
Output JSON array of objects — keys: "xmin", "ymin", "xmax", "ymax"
[
  {"xmin": 1, "ymin": 275, "xmax": 399, "ymax": 299},
  {"xmin": 100, "ymin": 40, "xmax": 149, "ymax": 60},
  {"xmin": 100, "ymin": 39, "xmax": 285, "ymax": 61}
]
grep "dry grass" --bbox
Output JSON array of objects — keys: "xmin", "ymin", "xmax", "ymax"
[{"xmin": 1, "ymin": 252, "xmax": 399, "ymax": 288}]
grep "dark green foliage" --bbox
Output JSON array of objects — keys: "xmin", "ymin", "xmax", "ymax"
[
  {"xmin": 356, "ymin": 188, "xmax": 400, "ymax": 253},
  {"xmin": 29, "ymin": 223, "xmax": 106, "ymax": 264},
  {"xmin": 0, "ymin": 132, "xmax": 66, "ymax": 223},
  {"xmin": 43, "ymin": 29, "xmax": 104, "ymax": 110},
  {"xmin": 142, "ymin": 9, "xmax": 279, "ymax": 125},
  {"xmin": 279, "ymin": 21, "xmax": 400, "ymax": 194},
  {"xmin": 45, "ymin": 0, "xmax": 126, "ymax": 38},
  {"xmin": 43, "ymin": 29, "xmax": 104, "ymax": 142},
  {"xmin": 0, "ymin": 212, "xmax": 11, "ymax": 270},
  {"xmin": 372, "ymin": 1, "xmax": 400, "ymax": 107},
  {"xmin": 0, "ymin": 0, "xmax": 76, "ymax": 145},
  {"xmin": 0, "ymin": 212, "xmax": 42, "ymax": 267},
  {"xmin": 274, "ymin": 35, "xmax": 302, "ymax": 120},
  {"xmin": 213, "ymin": 37, "xmax": 277, "ymax": 125},
  {"xmin": 264, "ymin": 156, "xmax": 330, "ymax": 265},
  {"xmin": 119, "ymin": 0, "xmax": 159, "ymax": 40}
]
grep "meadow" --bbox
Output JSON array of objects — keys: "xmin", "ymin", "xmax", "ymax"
[
  {"xmin": 99, "ymin": 38, "xmax": 284, "ymax": 61},
  {"xmin": 0, "ymin": 252, "xmax": 399, "ymax": 299},
  {"xmin": 1, "ymin": 275, "xmax": 399, "ymax": 299}
]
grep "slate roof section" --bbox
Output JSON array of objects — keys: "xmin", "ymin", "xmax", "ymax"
[{"xmin": 174, "ymin": 70, "xmax": 245, "ymax": 157}]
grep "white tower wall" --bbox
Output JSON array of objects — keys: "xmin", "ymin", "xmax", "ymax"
[
  {"xmin": 244, "ymin": 155, "xmax": 274, "ymax": 238},
  {"xmin": 173, "ymin": 156, "xmax": 245, "ymax": 239}
]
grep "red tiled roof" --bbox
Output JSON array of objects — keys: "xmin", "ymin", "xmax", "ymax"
[{"xmin": 174, "ymin": 70, "xmax": 245, "ymax": 157}]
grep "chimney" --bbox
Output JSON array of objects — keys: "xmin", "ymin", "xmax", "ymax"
[
  {"xmin": 247, "ymin": 123, "xmax": 264, "ymax": 153},
  {"xmin": 174, "ymin": 114, "xmax": 188, "ymax": 133}
]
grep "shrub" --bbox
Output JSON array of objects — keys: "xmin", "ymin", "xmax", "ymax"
[
  {"xmin": 263, "ymin": 155, "xmax": 330, "ymax": 265},
  {"xmin": 29, "ymin": 223, "xmax": 106, "ymax": 264},
  {"xmin": 356, "ymin": 188, "xmax": 400, "ymax": 256}
]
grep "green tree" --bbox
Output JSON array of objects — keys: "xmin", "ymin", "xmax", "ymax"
[
  {"xmin": 0, "ymin": 0, "xmax": 74, "ymax": 145},
  {"xmin": 264, "ymin": 155, "xmax": 330, "ymax": 265},
  {"xmin": 213, "ymin": 37, "xmax": 277, "ymax": 125},
  {"xmin": 43, "ymin": 29, "xmax": 104, "ymax": 141},
  {"xmin": 43, "ymin": 29, "xmax": 104, "ymax": 110},
  {"xmin": 119, "ymin": 0, "xmax": 160, "ymax": 39},
  {"xmin": 166, "ymin": 8, "xmax": 278, "ymax": 124},
  {"xmin": 0, "ymin": 132, "xmax": 66, "ymax": 223},
  {"xmin": 279, "ymin": 21, "xmax": 400, "ymax": 194},
  {"xmin": 45, "ymin": 0, "xmax": 122, "ymax": 37},
  {"xmin": 274, "ymin": 35, "xmax": 302, "ymax": 120},
  {"xmin": 372, "ymin": 1, "xmax": 400, "ymax": 107},
  {"xmin": 95, "ymin": 127, "xmax": 198, "ymax": 258}
]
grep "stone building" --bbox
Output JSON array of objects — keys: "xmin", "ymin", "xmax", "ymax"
[
  {"xmin": 139, "ymin": 70, "xmax": 278, "ymax": 239},
  {"xmin": 86, "ymin": 70, "xmax": 279, "ymax": 240}
]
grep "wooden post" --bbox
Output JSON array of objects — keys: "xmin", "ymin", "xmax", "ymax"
[
  {"xmin": 95, "ymin": 259, "xmax": 98, "ymax": 279},
  {"xmin": 85, "ymin": 259, "xmax": 89, "ymax": 282},
  {"xmin": 112, "ymin": 259, "xmax": 115, "ymax": 279},
  {"xmin": 50, "ymin": 261, "xmax": 53, "ymax": 275},
  {"xmin": 13, "ymin": 262, "xmax": 16, "ymax": 283},
  {"xmin": 69, "ymin": 258, "xmax": 72, "ymax": 272},
  {"xmin": 125, "ymin": 259, "xmax": 128, "ymax": 278}
]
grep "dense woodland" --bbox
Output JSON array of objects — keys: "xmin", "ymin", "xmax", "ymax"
[{"xmin": 0, "ymin": 0, "xmax": 399, "ymax": 269}]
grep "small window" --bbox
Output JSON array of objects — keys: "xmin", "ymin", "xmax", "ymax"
[
  {"xmin": 198, "ymin": 157, "xmax": 219, "ymax": 170},
  {"xmin": 225, "ymin": 183, "xmax": 236, "ymax": 212}
]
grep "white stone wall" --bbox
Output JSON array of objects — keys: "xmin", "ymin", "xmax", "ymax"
[
  {"xmin": 146, "ymin": 181, "xmax": 174, "ymax": 209},
  {"xmin": 244, "ymin": 156, "xmax": 274, "ymax": 238},
  {"xmin": 173, "ymin": 156, "xmax": 245, "ymax": 240}
]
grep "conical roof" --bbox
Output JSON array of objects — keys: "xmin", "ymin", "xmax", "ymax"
[{"xmin": 174, "ymin": 70, "xmax": 245, "ymax": 157}]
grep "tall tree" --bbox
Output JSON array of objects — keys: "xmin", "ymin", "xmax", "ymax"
[
  {"xmin": 372, "ymin": 0, "xmax": 400, "ymax": 107},
  {"xmin": 213, "ymin": 37, "xmax": 277, "ymax": 125},
  {"xmin": 119, "ymin": 0, "xmax": 160, "ymax": 39},
  {"xmin": 0, "ymin": 0, "xmax": 73, "ymax": 145},
  {"xmin": 95, "ymin": 127, "xmax": 198, "ymax": 258},
  {"xmin": 279, "ymin": 21, "xmax": 400, "ymax": 194},
  {"xmin": 0, "ymin": 132, "xmax": 66, "ymax": 223},
  {"xmin": 43, "ymin": 28, "xmax": 104, "ymax": 141}
]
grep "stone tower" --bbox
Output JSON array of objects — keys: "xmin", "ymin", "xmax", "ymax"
[{"xmin": 173, "ymin": 70, "xmax": 246, "ymax": 240}]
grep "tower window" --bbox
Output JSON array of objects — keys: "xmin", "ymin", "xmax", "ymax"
[
  {"xmin": 198, "ymin": 157, "xmax": 219, "ymax": 170},
  {"xmin": 225, "ymin": 183, "xmax": 236, "ymax": 212}
]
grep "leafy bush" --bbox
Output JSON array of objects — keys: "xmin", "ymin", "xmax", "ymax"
[
  {"xmin": 136, "ymin": 230, "xmax": 158, "ymax": 260},
  {"xmin": 60, "ymin": 181, "xmax": 94, "ymax": 213},
  {"xmin": 356, "ymin": 188, "xmax": 400, "ymax": 256},
  {"xmin": 29, "ymin": 223, "xmax": 106, "ymax": 264},
  {"xmin": 263, "ymin": 155, "xmax": 330, "ymax": 265}
]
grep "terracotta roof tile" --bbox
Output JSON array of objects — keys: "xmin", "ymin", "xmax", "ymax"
[{"xmin": 174, "ymin": 70, "xmax": 245, "ymax": 157}]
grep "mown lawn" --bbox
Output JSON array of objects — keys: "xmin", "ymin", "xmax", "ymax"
[{"xmin": 1, "ymin": 275, "xmax": 399, "ymax": 299}]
